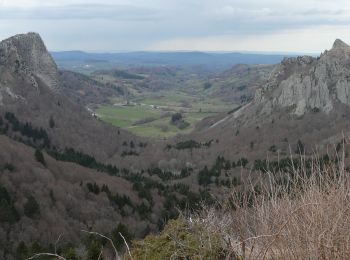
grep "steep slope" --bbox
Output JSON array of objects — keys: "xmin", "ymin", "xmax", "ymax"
[
  {"xmin": 0, "ymin": 33, "xmax": 147, "ymax": 168},
  {"xmin": 0, "ymin": 135, "xmax": 137, "ymax": 255},
  {"xmin": 59, "ymin": 70, "xmax": 123, "ymax": 107},
  {"xmin": 209, "ymin": 64, "xmax": 275, "ymax": 103},
  {"xmin": 0, "ymin": 32, "xmax": 60, "ymax": 94}
]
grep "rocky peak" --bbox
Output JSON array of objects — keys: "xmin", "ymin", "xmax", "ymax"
[
  {"xmin": 332, "ymin": 39, "xmax": 349, "ymax": 50},
  {"xmin": 0, "ymin": 32, "xmax": 60, "ymax": 92},
  {"xmin": 252, "ymin": 39, "xmax": 350, "ymax": 117}
]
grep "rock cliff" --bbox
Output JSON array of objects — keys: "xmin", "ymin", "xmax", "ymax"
[
  {"xmin": 0, "ymin": 32, "xmax": 60, "ymax": 105},
  {"xmin": 254, "ymin": 39, "xmax": 350, "ymax": 116}
]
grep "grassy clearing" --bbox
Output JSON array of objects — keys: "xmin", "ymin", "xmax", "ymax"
[{"xmin": 96, "ymin": 105, "xmax": 161, "ymax": 131}]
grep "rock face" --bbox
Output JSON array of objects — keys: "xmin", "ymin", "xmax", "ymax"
[
  {"xmin": 254, "ymin": 39, "xmax": 350, "ymax": 116},
  {"xmin": 0, "ymin": 32, "xmax": 59, "ymax": 104},
  {"xmin": 0, "ymin": 32, "xmax": 146, "ymax": 167}
]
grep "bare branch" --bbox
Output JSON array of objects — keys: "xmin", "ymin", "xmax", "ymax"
[
  {"xmin": 26, "ymin": 253, "xmax": 66, "ymax": 260},
  {"xmin": 54, "ymin": 234, "xmax": 63, "ymax": 254},
  {"xmin": 119, "ymin": 232, "xmax": 133, "ymax": 260},
  {"xmin": 98, "ymin": 245, "xmax": 104, "ymax": 260}
]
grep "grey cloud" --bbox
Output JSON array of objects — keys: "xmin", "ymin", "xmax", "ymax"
[
  {"xmin": 1, "ymin": 0, "xmax": 350, "ymax": 51},
  {"xmin": 0, "ymin": 4, "xmax": 160, "ymax": 21}
]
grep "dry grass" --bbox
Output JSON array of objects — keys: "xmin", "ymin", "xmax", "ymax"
[{"xmin": 187, "ymin": 154, "xmax": 350, "ymax": 259}]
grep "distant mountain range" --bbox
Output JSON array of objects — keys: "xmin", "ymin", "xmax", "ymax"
[{"xmin": 51, "ymin": 50, "xmax": 293, "ymax": 72}]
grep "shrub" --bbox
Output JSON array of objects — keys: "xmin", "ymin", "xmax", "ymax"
[
  {"xmin": 171, "ymin": 113, "xmax": 183, "ymax": 124},
  {"xmin": 2, "ymin": 163, "xmax": 15, "ymax": 172},
  {"xmin": 49, "ymin": 116, "xmax": 55, "ymax": 128},
  {"xmin": 236, "ymin": 158, "xmax": 248, "ymax": 167},
  {"xmin": 269, "ymin": 145, "xmax": 277, "ymax": 152},
  {"xmin": 86, "ymin": 240, "xmax": 102, "ymax": 260},
  {"xmin": 181, "ymin": 156, "xmax": 350, "ymax": 259},
  {"xmin": 0, "ymin": 185, "xmax": 19, "ymax": 223},
  {"xmin": 128, "ymin": 218, "xmax": 224, "ymax": 259},
  {"xmin": 203, "ymin": 82, "xmax": 212, "ymax": 89},
  {"xmin": 35, "ymin": 149, "xmax": 46, "ymax": 166},
  {"xmin": 175, "ymin": 140, "xmax": 201, "ymax": 150}
]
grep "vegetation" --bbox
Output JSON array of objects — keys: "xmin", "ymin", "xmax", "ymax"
[
  {"xmin": 147, "ymin": 167, "xmax": 192, "ymax": 181},
  {"xmin": 1, "ymin": 162, "xmax": 15, "ymax": 172},
  {"xmin": 166, "ymin": 139, "xmax": 213, "ymax": 150},
  {"xmin": 130, "ymin": 156, "xmax": 350, "ymax": 259},
  {"xmin": 49, "ymin": 116, "xmax": 55, "ymax": 128},
  {"xmin": 0, "ymin": 185, "xmax": 19, "ymax": 223},
  {"xmin": 111, "ymin": 223, "xmax": 133, "ymax": 251},
  {"xmin": 4, "ymin": 110, "xmax": 348, "ymax": 259},
  {"xmin": 170, "ymin": 112, "xmax": 183, "ymax": 123},
  {"xmin": 175, "ymin": 140, "xmax": 201, "ymax": 150},
  {"xmin": 295, "ymin": 139, "xmax": 305, "ymax": 154},
  {"xmin": 3, "ymin": 112, "xmax": 50, "ymax": 147},
  {"xmin": 94, "ymin": 85, "xmax": 232, "ymax": 138},
  {"xmin": 128, "ymin": 218, "xmax": 224, "ymax": 259},
  {"xmin": 24, "ymin": 195, "xmax": 40, "ymax": 218},
  {"xmin": 111, "ymin": 69, "xmax": 145, "ymax": 80},
  {"xmin": 198, "ymin": 156, "xmax": 246, "ymax": 186},
  {"xmin": 35, "ymin": 149, "xmax": 46, "ymax": 166}
]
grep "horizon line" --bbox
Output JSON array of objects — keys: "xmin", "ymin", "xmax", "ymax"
[{"xmin": 50, "ymin": 49, "xmax": 318, "ymax": 56}]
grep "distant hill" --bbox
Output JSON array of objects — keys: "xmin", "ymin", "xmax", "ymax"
[
  {"xmin": 51, "ymin": 50, "xmax": 291, "ymax": 73},
  {"xmin": 207, "ymin": 64, "xmax": 275, "ymax": 103}
]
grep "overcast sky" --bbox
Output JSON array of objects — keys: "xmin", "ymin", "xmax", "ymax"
[{"xmin": 0, "ymin": 0, "xmax": 350, "ymax": 52}]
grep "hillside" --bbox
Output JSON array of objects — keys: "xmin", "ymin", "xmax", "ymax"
[
  {"xmin": 0, "ymin": 32, "xmax": 148, "ymax": 168},
  {"xmin": 59, "ymin": 70, "xmax": 124, "ymax": 107},
  {"xmin": 208, "ymin": 64, "xmax": 275, "ymax": 103}
]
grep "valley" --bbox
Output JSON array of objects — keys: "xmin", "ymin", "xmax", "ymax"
[
  {"xmin": 95, "ymin": 90, "xmax": 231, "ymax": 138},
  {"xmin": 59, "ymin": 62, "xmax": 272, "ymax": 138},
  {"xmin": 0, "ymin": 32, "xmax": 350, "ymax": 259}
]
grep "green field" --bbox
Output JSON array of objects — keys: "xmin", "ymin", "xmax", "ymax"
[{"xmin": 95, "ymin": 90, "xmax": 233, "ymax": 138}]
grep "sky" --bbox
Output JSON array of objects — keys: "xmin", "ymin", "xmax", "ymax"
[{"xmin": 0, "ymin": 0, "xmax": 350, "ymax": 53}]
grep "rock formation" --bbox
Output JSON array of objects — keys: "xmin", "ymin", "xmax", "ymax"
[
  {"xmin": 254, "ymin": 39, "xmax": 350, "ymax": 116},
  {"xmin": 0, "ymin": 32, "xmax": 60, "ymax": 105}
]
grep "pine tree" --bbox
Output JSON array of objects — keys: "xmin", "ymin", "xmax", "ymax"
[
  {"xmin": 24, "ymin": 195, "xmax": 40, "ymax": 218},
  {"xmin": 112, "ymin": 223, "xmax": 133, "ymax": 250},
  {"xmin": 49, "ymin": 116, "xmax": 55, "ymax": 128},
  {"xmin": 64, "ymin": 247, "xmax": 79, "ymax": 260},
  {"xmin": 16, "ymin": 241, "xmax": 28, "ymax": 260},
  {"xmin": 87, "ymin": 240, "xmax": 102, "ymax": 260},
  {"xmin": 35, "ymin": 149, "xmax": 46, "ymax": 166}
]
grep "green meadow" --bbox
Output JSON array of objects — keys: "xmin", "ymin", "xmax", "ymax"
[{"xmin": 95, "ymin": 90, "xmax": 233, "ymax": 138}]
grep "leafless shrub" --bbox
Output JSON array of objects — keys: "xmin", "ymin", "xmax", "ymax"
[{"xmin": 188, "ymin": 154, "xmax": 350, "ymax": 259}]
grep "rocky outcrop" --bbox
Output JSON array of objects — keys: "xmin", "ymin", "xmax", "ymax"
[
  {"xmin": 0, "ymin": 32, "xmax": 60, "ymax": 104},
  {"xmin": 254, "ymin": 39, "xmax": 350, "ymax": 116}
]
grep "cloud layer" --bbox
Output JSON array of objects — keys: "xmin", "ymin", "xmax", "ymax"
[{"xmin": 0, "ymin": 0, "xmax": 350, "ymax": 52}]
